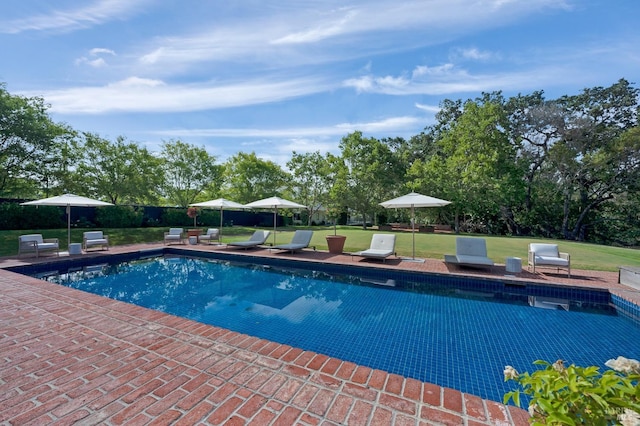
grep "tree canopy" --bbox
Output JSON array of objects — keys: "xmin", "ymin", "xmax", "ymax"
[{"xmin": 1, "ymin": 79, "xmax": 638, "ymax": 245}]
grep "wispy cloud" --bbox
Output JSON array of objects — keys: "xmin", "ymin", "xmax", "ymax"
[
  {"xmin": 22, "ymin": 76, "xmax": 332, "ymax": 114},
  {"xmin": 133, "ymin": 0, "xmax": 569, "ymax": 74},
  {"xmin": 75, "ymin": 47, "xmax": 117, "ymax": 68},
  {"xmin": 150, "ymin": 115, "xmax": 424, "ymax": 166},
  {"xmin": 271, "ymin": 8, "xmax": 360, "ymax": 44},
  {"xmin": 152, "ymin": 116, "xmax": 422, "ymax": 139},
  {"xmin": 1, "ymin": 0, "xmax": 149, "ymax": 34},
  {"xmin": 450, "ymin": 47, "xmax": 499, "ymax": 62},
  {"xmin": 344, "ymin": 63, "xmax": 579, "ymax": 96},
  {"xmin": 415, "ymin": 103, "xmax": 441, "ymax": 114}
]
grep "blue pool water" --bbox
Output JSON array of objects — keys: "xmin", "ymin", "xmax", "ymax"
[{"xmin": 28, "ymin": 254, "xmax": 640, "ymax": 403}]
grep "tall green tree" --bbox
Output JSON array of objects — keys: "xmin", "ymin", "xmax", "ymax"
[
  {"xmin": 336, "ymin": 131, "xmax": 402, "ymax": 228},
  {"xmin": 550, "ymin": 79, "xmax": 639, "ymax": 240},
  {"xmin": 221, "ymin": 151, "xmax": 290, "ymax": 204},
  {"xmin": 160, "ymin": 140, "xmax": 221, "ymax": 207},
  {"xmin": 420, "ymin": 93, "xmax": 524, "ymax": 233},
  {"xmin": 286, "ymin": 151, "xmax": 332, "ymax": 225},
  {"xmin": 0, "ymin": 83, "xmax": 71, "ymax": 197},
  {"xmin": 72, "ymin": 133, "xmax": 163, "ymax": 204}
]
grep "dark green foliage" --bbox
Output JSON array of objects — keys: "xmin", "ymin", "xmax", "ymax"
[
  {"xmin": 0, "ymin": 203, "xmax": 64, "ymax": 230},
  {"xmin": 2, "ymin": 80, "xmax": 640, "ymax": 245},
  {"xmin": 95, "ymin": 206, "xmax": 144, "ymax": 228}
]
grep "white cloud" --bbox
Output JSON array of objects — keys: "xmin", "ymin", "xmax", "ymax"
[
  {"xmin": 1, "ymin": 0, "xmax": 150, "ymax": 34},
  {"xmin": 451, "ymin": 47, "xmax": 498, "ymax": 61},
  {"xmin": 132, "ymin": 0, "xmax": 569, "ymax": 74},
  {"xmin": 152, "ymin": 115, "xmax": 422, "ymax": 140},
  {"xmin": 415, "ymin": 103, "xmax": 440, "ymax": 113},
  {"xmin": 412, "ymin": 64, "xmax": 456, "ymax": 78},
  {"xmin": 75, "ymin": 47, "xmax": 117, "ymax": 68},
  {"xmin": 271, "ymin": 8, "xmax": 359, "ymax": 44},
  {"xmin": 150, "ymin": 116, "xmax": 424, "ymax": 168},
  {"xmin": 343, "ymin": 63, "xmax": 575, "ymax": 96},
  {"xmin": 90, "ymin": 48, "xmax": 116, "ymax": 56},
  {"xmin": 23, "ymin": 76, "xmax": 331, "ymax": 114},
  {"xmin": 110, "ymin": 77, "xmax": 165, "ymax": 88},
  {"xmin": 87, "ymin": 58, "xmax": 107, "ymax": 68}
]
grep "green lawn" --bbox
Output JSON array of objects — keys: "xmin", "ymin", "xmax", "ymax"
[{"xmin": 2, "ymin": 226, "xmax": 638, "ymax": 272}]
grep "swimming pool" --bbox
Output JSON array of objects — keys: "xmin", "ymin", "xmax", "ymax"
[{"xmin": 14, "ymin": 251, "xmax": 640, "ymax": 404}]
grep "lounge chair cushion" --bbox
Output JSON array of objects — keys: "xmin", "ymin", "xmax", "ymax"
[
  {"xmin": 445, "ymin": 237, "xmax": 494, "ymax": 266},
  {"xmin": 455, "ymin": 254, "xmax": 494, "ymax": 266},
  {"xmin": 228, "ymin": 230, "xmax": 270, "ymax": 248},
  {"xmin": 272, "ymin": 230, "xmax": 313, "ymax": 252},
  {"xmin": 353, "ymin": 234, "xmax": 396, "ymax": 260}
]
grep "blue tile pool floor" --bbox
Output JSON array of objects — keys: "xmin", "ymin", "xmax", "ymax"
[{"xmin": 28, "ymin": 254, "xmax": 640, "ymax": 405}]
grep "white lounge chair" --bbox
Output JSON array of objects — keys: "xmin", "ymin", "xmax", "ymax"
[
  {"xmin": 198, "ymin": 228, "xmax": 220, "ymax": 244},
  {"xmin": 227, "ymin": 230, "xmax": 270, "ymax": 249},
  {"xmin": 271, "ymin": 230, "xmax": 314, "ymax": 253},
  {"xmin": 444, "ymin": 237, "xmax": 494, "ymax": 267},
  {"xmin": 352, "ymin": 234, "xmax": 396, "ymax": 262},
  {"xmin": 164, "ymin": 228, "xmax": 185, "ymax": 245},
  {"xmin": 18, "ymin": 234, "xmax": 60, "ymax": 258},
  {"xmin": 528, "ymin": 243, "xmax": 571, "ymax": 277},
  {"xmin": 83, "ymin": 231, "xmax": 109, "ymax": 251}
]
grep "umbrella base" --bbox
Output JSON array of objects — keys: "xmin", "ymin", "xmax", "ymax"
[{"xmin": 400, "ymin": 257, "xmax": 425, "ymax": 263}]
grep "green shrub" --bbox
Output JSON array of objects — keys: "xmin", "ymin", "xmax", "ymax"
[
  {"xmin": 197, "ymin": 209, "xmax": 220, "ymax": 227},
  {"xmin": 95, "ymin": 205, "xmax": 143, "ymax": 228},
  {"xmin": 0, "ymin": 202, "xmax": 23, "ymax": 229},
  {"xmin": 504, "ymin": 358, "xmax": 640, "ymax": 425},
  {"xmin": 0, "ymin": 203, "xmax": 64, "ymax": 230},
  {"xmin": 160, "ymin": 208, "xmax": 192, "ymax": 226}
]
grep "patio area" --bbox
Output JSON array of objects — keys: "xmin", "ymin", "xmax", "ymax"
[{"xmin": 1, "ymin": 242, "xmax": 637, "ymax": 425}]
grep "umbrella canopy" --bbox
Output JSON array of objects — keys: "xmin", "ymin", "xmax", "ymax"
[
  {"xmin": 189, "ymin": 198, "xmax": 245, "ymax": 243},
  {"xmin": 21, "ymin": 193, "xmax": 114, "ymax": 249},
  {"xmin": 243, "ymin": 196, "xmax": 307, "ymax": 246},
  {"xmin": 379, "ymin": 192, "xmax": 451, "ymax": 209},
  {"xmin": 380, "ymin": 192, "xmax": 451, "ymax": 260}
]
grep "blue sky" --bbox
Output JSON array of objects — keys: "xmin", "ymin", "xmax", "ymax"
[{"xmin": 1, "ymin": 0, "xmax": 638, "ymax": 167}]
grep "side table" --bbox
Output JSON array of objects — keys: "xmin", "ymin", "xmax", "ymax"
[
  {"xmin": 68, "ymin": 243, "xmax": 82, "ymax": 255},
  {"xmin": 505, "ymin": 257, "xmax": 522, "ymax": 274}
]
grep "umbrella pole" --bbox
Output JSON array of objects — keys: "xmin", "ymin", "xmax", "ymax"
[
  {"xmin": 67, "ymin": 205, "xmax": 71, "ymax": 249},
  {"xmin": 411, "ymin": 205, "xmax": 415, "ymax": 259},
  {"xmin": 219, "ymin": 207, "xmax": 223, "ymax": 244},
  {"xmin": 273, "ymin": 207, "xmax": 277, "ymax": 246}
]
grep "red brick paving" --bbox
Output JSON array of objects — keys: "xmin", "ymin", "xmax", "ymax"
[{"xmin": 1, "ymin": 242, "xmax": 638, "ymax": 425}]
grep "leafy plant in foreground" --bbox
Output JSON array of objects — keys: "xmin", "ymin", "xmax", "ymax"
[{"xmin": 504, "ymin": 357, "xmax": 640, "ymax": 425}]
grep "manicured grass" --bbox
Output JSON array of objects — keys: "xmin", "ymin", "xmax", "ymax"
[{"xmin": 2, "ymin": 226, "xmax": 638, "ymax": 272}]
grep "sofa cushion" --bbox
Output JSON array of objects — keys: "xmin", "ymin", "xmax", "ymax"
[
  {"xmin": 84, "ymin": 231, "xmax": 104, "ymax": 240},
  {"xmin": 20, "ymin": 234, "xmax": 44, "ymax": 244},
  {"xmin": 37, "ymin": 242, "xmax": 59, "ymax": 250},
  {"xmin": 455, "ymin": 255, "xmax": 494, "ymax": 266},
  {"xmin": 534, "ymin": 255, "xmax": 569, "ymax": 266},
  {"xmin": 529, "ymin": 243, "xmax": 559, "ymax": 257}
]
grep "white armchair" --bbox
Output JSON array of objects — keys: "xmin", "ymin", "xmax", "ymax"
[
  {"xmin": 528, "ymin": 243, "xmax": 571, "ymax": 277},
  {"xmin": 83, "ymin": 231, "xmax": 109, "ymax": 251},
  {"xmin": 164, "ymin": 228, "xmax": 185, "ymax": 245},
  {"xmin": 18, "ymin": 234, "xmax": 60, "ymax": 258},
  {"xmin": 198, "ymin": 228, "xmax": 219, "ymax": 244}
]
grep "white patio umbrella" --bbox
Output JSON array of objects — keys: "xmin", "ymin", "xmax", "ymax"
[
  {"xmin": 380, "ymin": 192, "xmax": 451, "ymax": 261},
  {"xmin": 21, "ymin": 193, "xmax": 114, "ymax": 249},
  {"xmin": 243, "ymin": 196, "xmax": 307, "ymax": 246},
  {"xmin": 189, "ymin": 198, "xmax": 245, "ymax": 244}
]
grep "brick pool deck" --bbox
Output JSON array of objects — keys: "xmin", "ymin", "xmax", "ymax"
[{"xmin": 1, "ymin": 242, "xmax": 637, "ymax": 425}]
